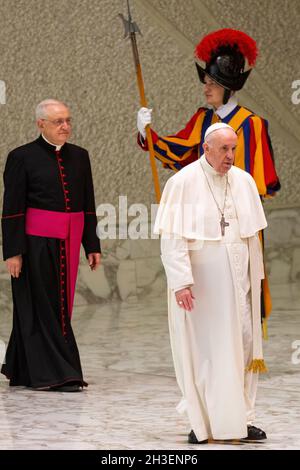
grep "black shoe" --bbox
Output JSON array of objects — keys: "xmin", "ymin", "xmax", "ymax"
[
  {"xmin": 50, "ymin": 384, "xmax": 82, "ymax": 392},
  {"xmin": 188, "ymin": 430, "xmax": 208, "ymax": 444},
  {"xmin": 242, "ymin": 425, "xmax": 267, "ymax": 441},
  {"xmin": 33, "ymin": 382, "xmax": 83, "ymax": 392}
]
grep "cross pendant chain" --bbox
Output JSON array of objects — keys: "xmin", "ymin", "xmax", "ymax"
[
  {"xmin": 220, "ymin": 214, "xmax": 229, "ymax": 236},
  {"xmin": 200, "ymin": 162, "xmax": 230, "ymax": 237}
]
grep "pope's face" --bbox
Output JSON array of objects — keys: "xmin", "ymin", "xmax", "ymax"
[
  {"xmin": 37, "ymin": 104, "xmax": 72, "ymax": 145},
  {"xmin": 203, "ymin": 129, "xmax": 237, "ymax": 174}
]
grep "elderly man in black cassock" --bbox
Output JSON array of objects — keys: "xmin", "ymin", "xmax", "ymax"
[{"xmin": 1, "ymin": 99, "xmax": 101, "ymax": 392}]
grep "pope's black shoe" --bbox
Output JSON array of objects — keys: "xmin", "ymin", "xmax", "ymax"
[
  {"xmin": 241, "ymin": 425, "xmax": 267, "ymax": 441},
  {"xmin": 188, "ymin": 430, "xmax": 208, "ymax": 444}
]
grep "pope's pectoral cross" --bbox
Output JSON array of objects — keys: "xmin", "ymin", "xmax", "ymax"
[{"xmin": 220, "ymin": 215, "xmax": 229, "ymax": 236}]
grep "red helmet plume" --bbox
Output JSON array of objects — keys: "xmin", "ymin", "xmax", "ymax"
[{"xmin": 195, "ymin": 28, "xmax": 258, "ymax": 66}]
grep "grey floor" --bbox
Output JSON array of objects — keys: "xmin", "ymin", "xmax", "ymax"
[{"xmin": 0, "ymin": 283, "xmax": 299, "ymax": 450}]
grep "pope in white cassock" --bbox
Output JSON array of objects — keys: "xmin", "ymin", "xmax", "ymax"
[{"xmin": 154, "ymin": 122, "xmax": 268, "ymax": 444}]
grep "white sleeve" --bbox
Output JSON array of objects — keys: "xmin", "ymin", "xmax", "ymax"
[{"xmin": 161, "ymin": 235, "xmax": 194, "ymax": 292}]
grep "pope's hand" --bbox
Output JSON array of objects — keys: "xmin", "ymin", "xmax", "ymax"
[
  {"xmin": 175, "ymin": 287, "xmax": 195, "ymax": 312},
  {"xmin": 6, "ymin": 255, "xmax": 23, "ymax": 278},
  {"xmin": 137, "ymin": 107, "xmax": 152, "ymax": 139}
]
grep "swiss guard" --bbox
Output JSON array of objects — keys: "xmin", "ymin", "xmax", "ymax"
[{"xmin": 137, "ymin": 28, "xmax": 281, "ymax": 329}]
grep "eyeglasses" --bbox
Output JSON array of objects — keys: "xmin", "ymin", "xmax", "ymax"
[{"xmin": 41, "ymin": 118, "xmax": 72, "ymax": 126}]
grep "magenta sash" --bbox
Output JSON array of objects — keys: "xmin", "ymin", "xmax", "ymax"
[{"xmin": 25, "ymin": 208, "xmax": 84, "ymax": 318}]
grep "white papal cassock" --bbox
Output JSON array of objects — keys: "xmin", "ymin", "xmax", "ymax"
[{"xmin": 154, "ymin": 155, "xmax": 268, "ymax": 442}]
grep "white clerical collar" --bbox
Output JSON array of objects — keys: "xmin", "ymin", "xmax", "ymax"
[
  {"xmin": 215, "ymin": 95, "xmax": 238, "ymax": 119},
  {"xmin": 42, "ymin": 134, "xmax": 62, "ymax": 151},
  {"xmin": 201, "ymin": 154, "xmax": 225, "ymax": 177}
]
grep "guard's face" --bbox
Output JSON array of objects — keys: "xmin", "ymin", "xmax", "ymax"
[
  {"xmin": 37, "ymin": 104, "xmax": 72, "ymax": 145},
  {"xmin": 203, "ymin": 75, "xmax": 225, "ymax": 108},
  {"xmin": 203, "ymin": 129, "xmax": 237, "ymax": 174}
]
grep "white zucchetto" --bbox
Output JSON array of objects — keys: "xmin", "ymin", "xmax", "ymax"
[{"xmin": 204, "ymin": 122, "xmax": 236, "ymax": 140}]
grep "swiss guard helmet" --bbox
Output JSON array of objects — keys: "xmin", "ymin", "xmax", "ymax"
[{"xmin": 195, "ymin": 29, "xmax": 258, "ymax": 104}]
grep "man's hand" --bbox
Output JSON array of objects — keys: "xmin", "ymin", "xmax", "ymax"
[
  {"xmin": 6, "ymin": 255, "xmax": 23, "ymax": 278},
  {"xmin": 88, "ymin": 253, "xmax": 101, "ymax": 271},
  {"xmin": 137, "ymin": 107, "xmax": 152, "ymax": 138},
  {"xmin": 175, "ymin": 287, "xmax": 195, "ymax": 312}
]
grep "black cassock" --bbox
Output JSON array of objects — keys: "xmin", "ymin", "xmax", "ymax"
[{"xmin": 1, "ymin": 135, "xmax": 100, "ymax": 389}]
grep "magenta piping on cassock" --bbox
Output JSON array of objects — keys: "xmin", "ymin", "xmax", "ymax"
[{"xmin": 25, "ymin": 208, "xmax": 84, "ymax": 319}]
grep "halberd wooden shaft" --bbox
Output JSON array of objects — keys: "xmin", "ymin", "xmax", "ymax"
[{"xmin": 120, "ymin": 0, "xmax": 161, "ymax": 202}]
